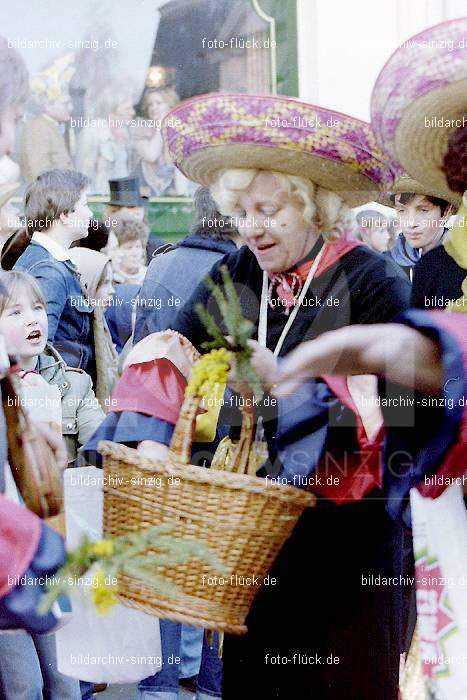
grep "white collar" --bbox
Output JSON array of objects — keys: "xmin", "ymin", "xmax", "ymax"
[{"xmin": 31, "ymin": 231, "xmax": 70, "ymax": 262}]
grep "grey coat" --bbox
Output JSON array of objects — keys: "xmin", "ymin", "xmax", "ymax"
[{"xmin": 36, "ymin": 344, "xmax": 105, "ymax": 465}]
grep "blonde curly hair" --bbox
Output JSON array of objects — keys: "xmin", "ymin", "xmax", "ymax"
[{"xmin": 210, "ymin": 169, "xmax": 349, "ymax": 241}]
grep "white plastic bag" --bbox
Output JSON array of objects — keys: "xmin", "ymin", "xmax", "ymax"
[
  {"xmin": 410, "ymin": 484, "xmax": 467, "ymax": 699},
  {"xmin": 55, "ymin": 467, "xmax": 162, "ymax": 683}
]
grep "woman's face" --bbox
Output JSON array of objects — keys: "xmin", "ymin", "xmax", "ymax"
[
  {"xmin": 0, "ymin": 289, "xmax": 48, "ymax": 362},
  {"xmin": 103, "ymin": 231, "xmax": 122, "ymax": 269},
  {"xmin": 236, "ymin": 172, "xmax": 320, "ymax": 272},
  {"xmin": 119, "ymin": 239, "xmax": 144, "ymax": 274},
  {"xmin": 95, "ymin": 263, "xmax": 115, "ymax": 309},
  {"xmin": 146, "ymin": 92, "xmax": 170, "ymax": 121}
]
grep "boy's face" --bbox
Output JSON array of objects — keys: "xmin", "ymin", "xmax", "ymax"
[
  {"xmin": 394, "ymin": 194, "xmax": 446, "ymax": 251},
  {"xmin": 63, "ymin": 189, "xmax": 92, "ymax": 242},
  {"xmin": 0, "ymin": 290, "xmax": 48, "ymax": 362}
]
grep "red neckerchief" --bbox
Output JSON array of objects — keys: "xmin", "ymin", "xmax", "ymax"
[{"xmin": 268, "ymin": 238, "xmax": 362, "ymax": 314}]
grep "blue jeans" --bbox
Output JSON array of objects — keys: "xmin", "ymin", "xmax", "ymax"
[
  {"xmin": 0, "ymin": 630, "xmax": 81, "ymax": 699},
  {"xmin": 138, "ymin": 620, "xmax": 222, "ymax": 699},
  {"xmin": 180, "ymin": 625, "xmax": 203, "ymax": 678},
  {"xmin": 79, "ymin": 680, "xmax": 94, "ymax": 699}
]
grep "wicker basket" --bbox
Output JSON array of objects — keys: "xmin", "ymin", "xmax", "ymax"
[{"xmin": 99, "ymin": 393, "xmax": 315, "ymax": 634}]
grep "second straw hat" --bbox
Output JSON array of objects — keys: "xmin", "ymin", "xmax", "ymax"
[
  {"xmin": 162, "ymin": 92, "xmax": 394, "ymax": 207},
  {"xmin": 371, "ymin": 18, "xmax": 467, "ymax": 205}
]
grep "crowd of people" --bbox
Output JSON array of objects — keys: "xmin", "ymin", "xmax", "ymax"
[
  {"xmin": 7, "ymin": 49, "xmax": 191, "ymax": 198},
  {"xmin": 0, "ymin": 15, "xmax": 466, "ymax": 700}
]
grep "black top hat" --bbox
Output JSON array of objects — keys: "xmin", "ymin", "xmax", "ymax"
[{"xmin": 106, "ymin": 177, "xmax": 147, "ymax": 207}]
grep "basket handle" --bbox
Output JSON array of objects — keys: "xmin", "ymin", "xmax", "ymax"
[{"xmin": 168, "ymin": 390, "xmax": 255, "ymax": 474}]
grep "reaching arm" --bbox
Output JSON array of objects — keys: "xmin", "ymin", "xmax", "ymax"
[{"xmin": 272, "ymin": 324, "xmax": 443, "ymax": 397}]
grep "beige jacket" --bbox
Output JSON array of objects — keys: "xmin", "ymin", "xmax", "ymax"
[{"xmin": 21, "ymin": 114, "xmax": 73, "ymax": 182}]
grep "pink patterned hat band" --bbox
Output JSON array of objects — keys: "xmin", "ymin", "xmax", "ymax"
[{"xmin": 162, "ymin": 92, "xmax": 395, "ymax": 207}]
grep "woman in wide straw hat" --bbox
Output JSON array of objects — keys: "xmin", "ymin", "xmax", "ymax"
[
  {"xmin": 265, "ymin": 18, "xmax": 467, "ymax": 700},
  {"xmin": 85, "ymin": 92, "xmax": 412, "ymax": 699}
]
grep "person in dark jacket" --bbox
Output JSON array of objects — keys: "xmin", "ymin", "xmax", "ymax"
[
  {"xmin": 383, "ymin": 178, "xmax": 455, "ymax": 280},
  {"xmin": 408, "ymin": 128, "xmax": 467, "ymax": 310},
  {"xmin": 105, "ymin": 282, "xmax": 140, "ymax": 353},
  {"xmin": 410, "ymin": 243, "xmax": 466, "ymax": 309},
  {"xmin": 133, "ymin": 185, "xmax": 239, "ymax": 343},
  {"xmin": 13, "ymin": 169, "xmax": 94, "ymax": 373},
  {"xmin": 104, "ymin": 176, "xmax": 166, "ymax": 262},
  {"xmin": 87, "ymin": 169, "xmax": 411, "ymax": 700},
  {"xmin": 384, "ymin": 183, "xmax": 464, "ymax": 308}
]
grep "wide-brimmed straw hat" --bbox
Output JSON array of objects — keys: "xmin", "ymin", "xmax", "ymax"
[
  {"xmin": 371, "ymin": 18, "xmax": 467, "ymax": 206},
  {"xmin": 379, "ymin": 172, "xmax": 460, "ymax": 208},
  {"xmin": 162, "ymin": 93, "xmax": 394, "ymax": 207}
]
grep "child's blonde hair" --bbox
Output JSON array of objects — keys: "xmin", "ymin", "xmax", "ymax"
[
  {"xmin": 0, "ymin": 270, "xmax": 46, "ymax": 317},
  {"xmin": 210, "ymin": 169, "xmax": 349, "ymax": 241}
]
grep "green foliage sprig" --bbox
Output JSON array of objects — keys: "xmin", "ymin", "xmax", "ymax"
[
  {"xmin": 195, "ymin": 266, "xmax": 263, "ymax": 399},
  {"xmin": 38, "ymin": 522, "xmax": 228, "ymax": 616}
]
